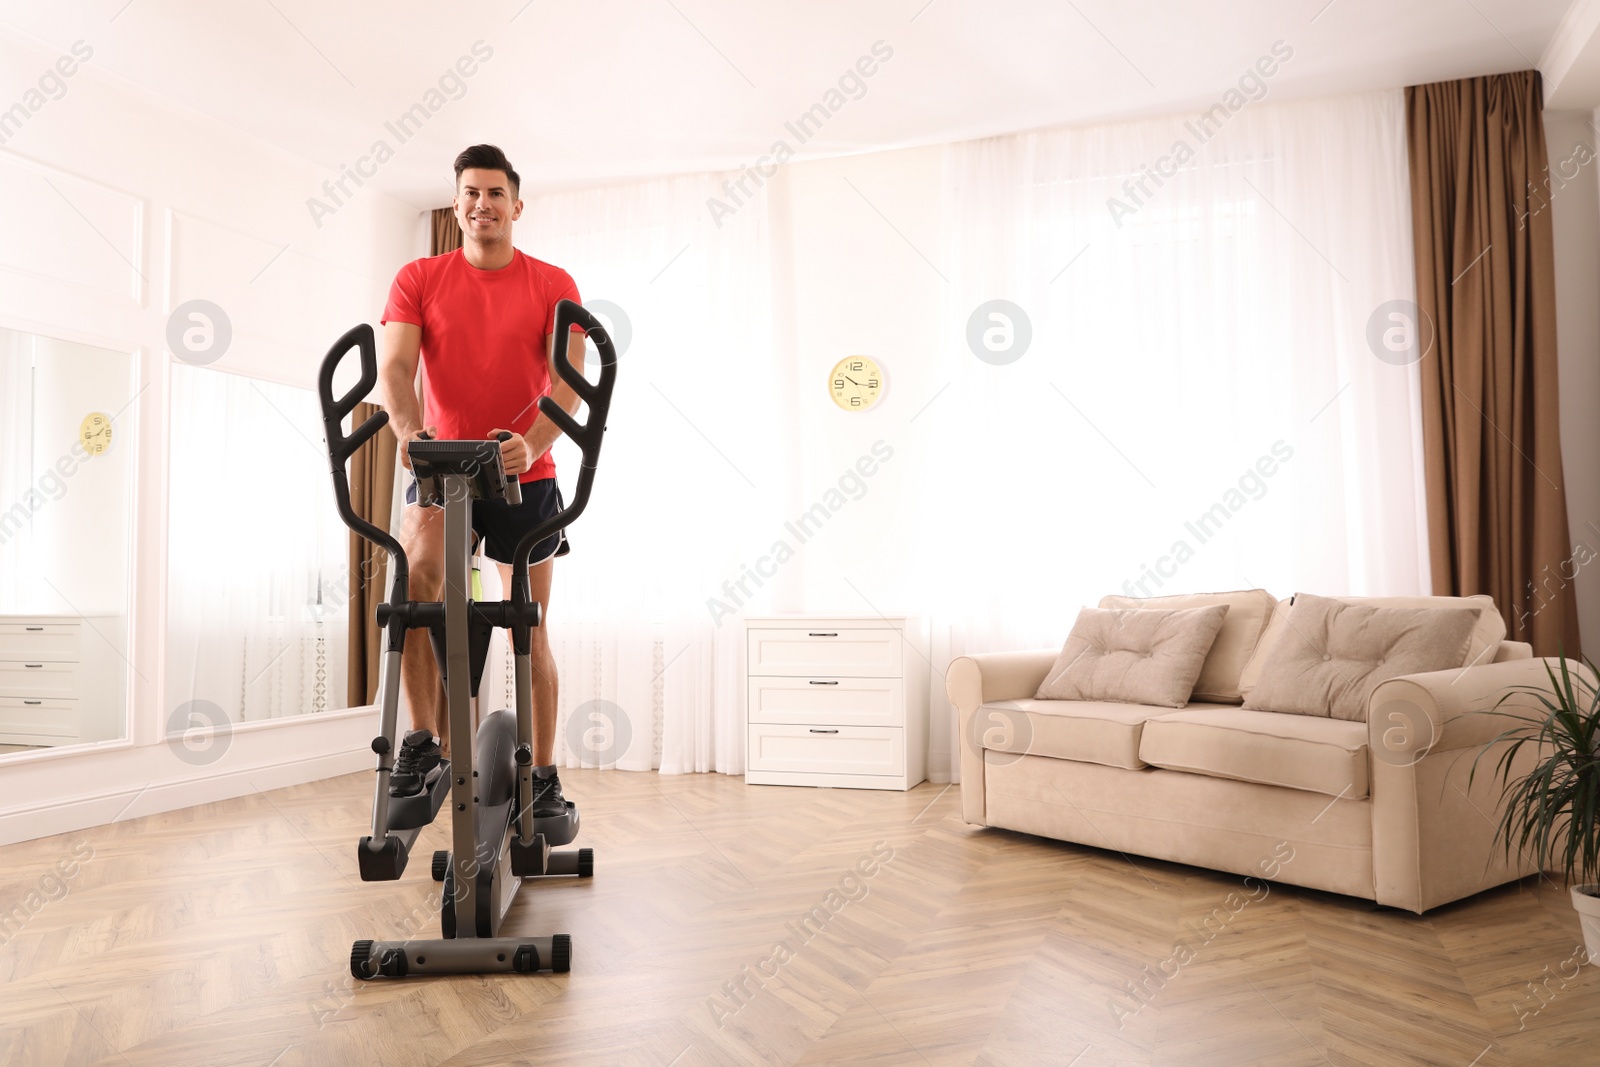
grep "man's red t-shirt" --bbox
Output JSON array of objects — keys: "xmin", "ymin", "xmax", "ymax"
[{"xmin": 381, "ymin": 248, "xmax": 581, "ymax": 483}]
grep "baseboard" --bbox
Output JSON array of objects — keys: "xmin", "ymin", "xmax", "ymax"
[{"xmin": 0, "ymin": 747, "xmax": 371, "ymax": 846}]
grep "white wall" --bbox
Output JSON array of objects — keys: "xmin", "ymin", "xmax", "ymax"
[
  {"xmin": 766, "ymin": 146, "xmax": 970, "ymax": 781},
  {"xmin": 767, "ymin": 145, "xmax": 945, "ymax": 614},
  {"xmin": 0, "ymin": 29, "xmax": 423, "ymax": 845},
  {"xmin": 1545, "ymin": 109, "xmax": 1600, "ymax": 661}
]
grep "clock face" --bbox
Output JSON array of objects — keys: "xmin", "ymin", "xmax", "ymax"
[
  {"xmin": 829, "ymin": 356, "xmax": 884, "ymax": 412},
  {"xmin": 79, "ymin": 412, "xmax": 113, "ymax": 456}
]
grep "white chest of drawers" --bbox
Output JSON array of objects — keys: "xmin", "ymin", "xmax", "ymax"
[
  {"xmin": 744, "ymin": 615, "xmax": 928, "ymax": 791},
  {"xmin": 0, "ymin": 614, "xmax": 123, "ymax": 747}
]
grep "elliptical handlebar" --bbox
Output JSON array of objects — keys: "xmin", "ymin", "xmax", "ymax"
[
  {"xmin": 317, "ymin": 301, "xmax": 619, "ymax": 599},
  {"xmin": 509, "ymin": 299, "xmax": 618, "ymax": 575},
  {"xmin": 319, "ymin": 323, "xmax": 409, "ymax": 589}
]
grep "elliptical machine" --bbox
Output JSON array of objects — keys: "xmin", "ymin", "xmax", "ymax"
[{"xmin": 318, "ymin": 299, "xmax": 618, "ymax": 979}]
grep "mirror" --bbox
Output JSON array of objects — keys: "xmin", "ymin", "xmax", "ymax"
[
  {"xmin": 0, "ymin": 327, "xmax": 136, "ymax": 756},
  {"xmin": 165, "ymin": 364, "xmax": 353, "ymax": 731}
]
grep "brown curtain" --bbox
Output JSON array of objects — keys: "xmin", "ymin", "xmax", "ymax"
[
  {"xmin": 1405, "ymin": 70, "xmax": 1581, "ymax": 656},
  {"xmin": 346, "ymin": 208, "xmax": 457, "ymax": 705},
  {"xmin": 432, "ymin": 206, "xmax": 462, "ymax": 255},
  {"xmin": 346, "ymin": 403, "xmax": 398, "ymax": 706}
]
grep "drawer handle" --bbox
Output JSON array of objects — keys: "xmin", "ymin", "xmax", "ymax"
[
  {"xmin": 808, "ymin": 728, "xmax": 840, "ymax": 734},
  {"xmin": 25, "ymin": 626, "xmax": 44, "ymax": 631},
  {"xmin": 808, "ymin": 680, "xmax": 839, "ymax": 686},
  {"xmin": 24, "ymin": 663, "xmax": 44, "ymax": 669},
  {"xmin": 23, "ymin": 700, "xmax": 42, "ymax": 705},
  {"xmin": 808, "ymin": 632, "xmax": 839, "ymax": 637}
]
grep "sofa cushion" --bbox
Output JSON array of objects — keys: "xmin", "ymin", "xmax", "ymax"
[
  {"xmin": 1139, "ymin": 707, "xmax": 1371, "ymax": 798},
  {"xmin": 1241, "ymin": 594, "xmax": 1480, "ymax": 721},
  {"xmin": 1099, "ymin": 589, "xmax": 1277, "ymax": 703},
  {"xmin": 1036, "ymin": 605, "xmax": 1229, "ymax": 708},
  {"xmin": 978, "ymin": 698, "xmax": 1235, "ymax": 770},
  {"xmin": 1238, "ymin": 592, "xmax": 1507, "ymax": 697}
]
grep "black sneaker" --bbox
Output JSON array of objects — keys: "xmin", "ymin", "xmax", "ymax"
[
  {"xmin": 530, "ymin": 771, "xmax": 569, "ymax": 818},
  {"xmin": 391, "ymin": 730, "xmax": 443, "ymax": 798}
]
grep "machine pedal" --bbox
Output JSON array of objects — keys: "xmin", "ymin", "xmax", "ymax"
[
  {"xmin": 532, "ymin": 800, "xmax": 580, "ymax": 846},
  {"xmin": 385, "ymin": 759, "xmax": 452, "ymax": 831}
]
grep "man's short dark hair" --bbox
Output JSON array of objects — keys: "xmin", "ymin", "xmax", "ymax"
[{"xmin": 453, "ymin": 144, "xmax": 520, "ymax": 197}]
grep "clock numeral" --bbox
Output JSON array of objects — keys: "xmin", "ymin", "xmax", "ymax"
[
  {"xmin": 850, "ymin": 396, "xmax": 861, "ymax": 407},
  {"xmin": 834, "ymin": 379, "xmax": 845, "ymax": 389},
  {"xmin": 849, "ymin": 361, "xmax": 863, "ymax": 371},
  {"xmin": 867, "ymin": 379, "xmax": 878, "ymax": 389}
]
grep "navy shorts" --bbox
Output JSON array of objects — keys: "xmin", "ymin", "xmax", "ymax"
[{"xmin": 407, "ymin": 475, "xmax": 571, "ymax": 566}]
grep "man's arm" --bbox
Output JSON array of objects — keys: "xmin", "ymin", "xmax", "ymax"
[
  {"xmin": 379, "ymin": 320, "xmax": 431, "ymax": 469},
  {"xmin": 494, "ymin": 331, "xmax": 586, "ymax": 477}
]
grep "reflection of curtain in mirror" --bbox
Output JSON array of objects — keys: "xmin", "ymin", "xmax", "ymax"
[
  {"xmin": 0, "ymin": 331, "xmax": 30, "ymax": 611},
  {"xmin": 166, "ymin": 364, "xmax": 348, "ymax": 721}
]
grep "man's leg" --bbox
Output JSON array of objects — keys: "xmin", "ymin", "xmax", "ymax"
[
  {"xmin": 496, "ymin": 556, "xmax": 564, "ymax": 814},
  {"xmin": 392, "ymin": 502, "xmax": 447, "ymax": 797}
]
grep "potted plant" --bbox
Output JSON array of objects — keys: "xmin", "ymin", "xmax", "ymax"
[{"xmin": 1472, "ymin": 655, "xmax": 1600, "ymax": 963}]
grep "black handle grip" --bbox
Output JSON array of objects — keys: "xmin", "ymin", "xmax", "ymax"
[
  {"xmin": 318, "ymin": 323, "xmax": 379, "ymax": 435},
  {"xmin": 495, "ymin": 431, "xmax": 523, "ymax": 507},
  {"xmin": 509, "ymin": 300, "xmax": 619, "ymax": 572},
  {"xmin": 318, "ymin": 323, "xmax": 407, "ymax": 587}
]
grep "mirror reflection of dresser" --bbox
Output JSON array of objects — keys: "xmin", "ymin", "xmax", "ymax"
[
  {"xmin": 0, "ymin": 614, "xmax": 125, "ymax": 747},
  {"xmin": 0, "ymin": 326, "xmax": 135, "ymax": 756}
]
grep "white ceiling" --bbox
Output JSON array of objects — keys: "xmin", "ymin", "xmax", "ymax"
[{"xmin": 0, "ymin": 0, "xmax": 1579, "ymax": 208}]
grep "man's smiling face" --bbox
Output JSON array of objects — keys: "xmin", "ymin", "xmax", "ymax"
[{"xmin": 455, "ymin": 167, "xmax": 522, "ymax": 243}]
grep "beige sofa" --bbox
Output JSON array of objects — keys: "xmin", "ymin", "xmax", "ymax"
[{"xmin": 947, "ymin": 590, "xmax": 1559, "ymax": 913}]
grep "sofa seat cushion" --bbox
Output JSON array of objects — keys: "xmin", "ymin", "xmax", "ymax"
[
  {"xmin": 978, "ymin": 699, "xmax": 1235, "ymax": 771},
  {"xmin": 1138, "ymin": 707, "xmax": 1370, "ymax": 799}
]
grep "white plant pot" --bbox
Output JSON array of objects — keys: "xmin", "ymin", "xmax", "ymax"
[{"xmin": 1573, "ymin": 885, "xmax": 1600, "ymax": 965}]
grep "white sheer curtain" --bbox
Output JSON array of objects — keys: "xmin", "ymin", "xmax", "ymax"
[
  {"xmin": 166, "ymin": 364, "xmax": 348, "ymax": 724},
  {"xmin": 909, "ymin": 89, "xmax": 1429, "ymax": 775},
  {"xmin": 474, "ymin": 89, "xmax": 1425, "ymax": 783},
  {"xmin": 480, "ymin": 173, "xmax": 785, "ymax": 774}
]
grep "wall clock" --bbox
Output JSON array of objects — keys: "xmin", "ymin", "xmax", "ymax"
[
  {"xmin": 828, "ymin": 356, "xmax": 884, "ymax": 412},
  {"xmin": 79, "ymin": 412, "xmax": 113, "ymax": 456}
]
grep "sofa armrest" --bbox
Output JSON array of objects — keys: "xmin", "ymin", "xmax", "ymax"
[
  {"xmin": 1366, "ymin": 657, "xmax": 1590, "ymax": 912},
  {"xmin": 946, "ymin": 649, "xmax": 1058, "ymax": 825},
  {"xmin": 1369, "ymin": 656, "xmax": 1587, "ymax": 759}
]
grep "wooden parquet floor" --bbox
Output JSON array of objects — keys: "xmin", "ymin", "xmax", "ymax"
[{"xmin": 0, "ymin": 768, "xmax": 1595, "ymax": 1066}]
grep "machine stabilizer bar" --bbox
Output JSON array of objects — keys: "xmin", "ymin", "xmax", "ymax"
[{"xmin": 352, "ymin": 935, "xmax": 570, "ymax": 978}]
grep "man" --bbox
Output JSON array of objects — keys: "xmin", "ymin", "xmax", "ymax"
[{"xmin": 379, "ymin": 143, "xmax": 584, "ymax": 817}]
